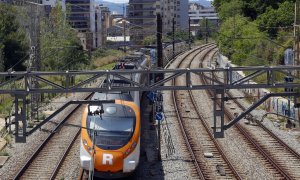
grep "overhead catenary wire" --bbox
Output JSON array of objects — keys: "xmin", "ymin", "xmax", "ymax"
[{"xmin": 10, "ymin": 2, "xmax": 191, "ymax": 47}]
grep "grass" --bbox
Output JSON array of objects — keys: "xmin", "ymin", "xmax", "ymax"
[
  {"xmin": 0, "ymin": 48, "xmax": 124, "ymax": 119},
  {"xmin": 4, "ymin": 134, "xmax": 12, "ymax": 144},
  {"xmin": 70, "ymin": 48, "xmax": 122, "ymax": 86},
  {"xmin": 0, "ymin": 95, "xmax": 13, "ymax": 118},
  {"xmin": 27, "ymin": 121, "xmax": 34, "ymax": 128},
  {"xmin": 93, "ymin": 49, "xmax": 124, "ymax": 68},
  {"xmin": 0, "ymin": 150, "xmax": 9, "ymax": 156},
  {"xmin": 194, "ymin": 38, "xmax": 215, "ymax": 45},
  {"xmin": 96, "ymin": 63, "xmax": 116, "ymax": 70}
]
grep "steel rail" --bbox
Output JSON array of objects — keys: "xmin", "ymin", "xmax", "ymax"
[
  {"xmin": 210, "ymin": 62, "xmax": 300, "ymax": 179},
  {"xmin": 171, "ymin": 44, "xmax": 242, "ymax": 179},
  {"xmin": 13, "ymin": 93, "xmax": 93, "ymax": 180},
  {"xmin": 50, "ymin": 129, "xmax": 81, "ymax": 179},
  {"xmin": 200, "ymin": 57, "xmax": 293, "ymax": 179},
  {"xmin": 225, "ymin": 110, "xmax": 292, "ymax": 180},
  {"xmin": 171, "ymin": 47, "xmax": 208, "ymax": 180},
  {"xmin": 187, "ymin": 49, "xmax": 242, "ymax": 180},
  {"xmin": 171, "ymin": 44, "xmax": 241, "ymax": 179},
  {"xmin": 229, "ymin": 93, "xmax": 300, "ymax": 160}
]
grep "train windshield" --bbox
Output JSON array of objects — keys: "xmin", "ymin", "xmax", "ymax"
[{"xmin": 87, "ymin": 104, "xmax": 136, "ymax": 150}]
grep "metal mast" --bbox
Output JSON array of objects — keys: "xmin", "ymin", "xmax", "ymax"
[
  {"xmin": 295, "ymin": 0, "xmax": 300, "ymax": 69},
  {"xmin": 27, "ymin": 1, "xmax": 43, "ymax": 120}
]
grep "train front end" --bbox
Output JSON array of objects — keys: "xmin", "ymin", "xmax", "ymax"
[{"xmin": 80, "ymin": 100, "xmax": 140, "ymax": 178}]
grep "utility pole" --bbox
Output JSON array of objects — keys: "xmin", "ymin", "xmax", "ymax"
[
  {"xmin": 27, "ymin": 1, "xmax": 43, "ymax": 121},
  {"xmin": 123, "ymin": 4, "xmax": 126, "ymax": 53},
  {"xmin": 205, "ymin": 18, "xmax": 208, "ymax": 44},
  {"xmin": 123, "ymin": 20, "xmax": 126, "ymax": 53},
  {"xmin": 189, "ymin": 17, "xmax": 191, "ymax": 49},
  {"xmin": 295, "ymin": 0, "xmax": 300, "ymax": 127},
  {"xmin": 156, "ymin": 13, "xmax": 163, "ymax": 161},
  {"xmin": 172, "ymin": 18, "xmax": 175, "ymax": 59},
  {"xmin": 157, "ymin": 13, "xmax": 163, "ymax": 68},
  {"xmin": 294, "ymin": 0, "xmax": 300, "ymax": 70}
]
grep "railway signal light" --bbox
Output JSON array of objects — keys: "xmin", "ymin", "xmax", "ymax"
[
  {"xmin": 284, "ymin": 76, "xmax": 294, "ymax": 92},
  {"xmin": 284, "ymin": 76, "xmax": 294, "ymax": 83},
  {"xmin": 295, "ymin": 95, "xmax": 300, "ymax": 108}
]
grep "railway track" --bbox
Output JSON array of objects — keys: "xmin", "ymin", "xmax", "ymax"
[
  {"xmin": 199, "ymin": 51, "xmax": 300, "ymax": 179},
  {"xmin": 167, "ymin": 44, "xmax": 242, "ymax": 179},
  {"xmin": 227, "ymin": 92, "xmax": 300, "ymax": 179},
  {"xmin": 13, "ymin": 93, "xmax": 93, "ymax": 180}
]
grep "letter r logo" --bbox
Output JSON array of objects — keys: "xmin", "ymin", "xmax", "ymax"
[{"xmin": 102, "ymin": 154, "xmax": 113, "ymax": 165}]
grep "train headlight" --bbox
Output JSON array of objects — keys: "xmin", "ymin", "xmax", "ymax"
[
  {"xmin": 125, "ymin": 141, "xmax": 137, "ymax": 155},
  {"xmin": 132, "ymin": 141, "xmax": 137, "ymax": 148},
  {"xmin": 125, "ymin": 148, "xmax": 131, "ymax": 155},
  {"xmin": 87, "ymin": 146, "xmax": 93, "ymax": 153},
  {"xmin": 83, "ymin": 139, "xmax": 88, "ymax": 146}
]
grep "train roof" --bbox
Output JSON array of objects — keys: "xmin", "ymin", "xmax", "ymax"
[
  {"xmin": 92, "ymin": 92, "xmax": 133, "ymax": 102},
  {"xmin": 117, "ymin": 52, "xmax": 145, "ymax": 66},
  {"xmin": 92, "ymin": 79, "xmax": 133, "ymax": 102}
]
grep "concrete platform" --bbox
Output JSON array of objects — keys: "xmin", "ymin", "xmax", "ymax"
[
  {"xmin": 43, "ymin": 110, "xmax": 55, "ymax": 116},
  {"xmin": 0, "ymin": 118, "xmax": 5, "ymax": 130},
  {"xmin": 0, "ymin": 156, "xmax": 9, "ymax": 168},
  {"xmin": 0, "ymin": 138, "xmax": 7, "ymax": 151}
]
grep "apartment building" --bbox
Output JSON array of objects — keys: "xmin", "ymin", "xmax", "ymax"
[
  {"xmin": 40, "ymin": 0, "xmax": 108, "ymax": 50},
  {"xmin": 160, "ymin": 0, "xmax": 188, "ymax": 32},
  {"xmin": 100, "ymin": 6, "xmax": 111, "ymax": 45},
  {"xmin": 0, "ymin": 0, "xmax": 12, "ymax": 3},
  {"xmin": 127, "ymin": 0, "xmax": 188, "ymax": 42},
  {"xmin": 42, "ymin": 0, "xmax": 56, "ymax": 6},
  {"xmin": 189, "ymin": 3, "xmax": 219, "ymax": 35},
  {"xmin": 127, "ymin": 0, "xmax": 158, "ymax": 42}
]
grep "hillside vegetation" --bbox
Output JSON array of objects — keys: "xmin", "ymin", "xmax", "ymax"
[{"xmin": 213, "ymin": 0, "xmax": 295, "ymax": 66}]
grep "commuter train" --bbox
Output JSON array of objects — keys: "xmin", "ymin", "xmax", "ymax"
[
  {"xmin": 80, "ymin": 42, "xmax": 188, "ymax": 178},
  {"xmin": 217, "ymin": 55, "xmax": 299, "ymax": 125},
  {"xmin": 80, "ymin": 52, "xmax": 149, "ymax": 178}
]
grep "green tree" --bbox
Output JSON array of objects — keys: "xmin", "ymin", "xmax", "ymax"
[
  {"xmin": 217, "ymin": 0, "xmax": 244, "ymax": 20},
  {"xmin": 256, "ymin": 1, "xmax": 294, "ymax": 37},
  {"xmin": 165, "ymin": 30, "xmax": 191, "ymax": 43},
  {"xmin": 0, "ymin": 4, "xmax": 29, "ymax": 71},
  {"xmin": 214, "ymin": 0, "xmax": 294, "ymax": 20},
  {"xmin": 218, "ymin": 15, "xmax": 266, "ymax": 65},
  {"xmin": 243, "ymin": 0, "xmax": 294, "ymax": 20},
  {"xmin": 142, "ymin": 35, "xmax": 156, "ymax": 45},
  {"xmin": 40, "ymin": 4, "xmax": 89, "ymax": 71},
  {"xmin": 215, "ymin": 0, "xmax": 295, "ymax": 67},
  {"xmin": 197, "ymin": 18, "xmax": 216, "ymax": 40}
]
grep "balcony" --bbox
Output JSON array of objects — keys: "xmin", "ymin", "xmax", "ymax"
[
  {"xmin": 70, "ymin": 6, "xmax": 90, "ymax": 13},
  {"xmin": 141, "ymin": 22, "xmax": 156, "ymax": 27},
  {"xmin": 129, "ymin": 0, "xmax": 157, "ymax": 4},
  {"xmin": 65, "ymin": 0, "xmax": 90, "ymax": 4},
  {"xmin": 127, "ymin": 15, "xmax": 156, "ymax": 19},
  {"xmin": 68, "ymin": 16, "xmax": 89, "ymax": 21},
  {"xmin": 128, "ymin": 7, "xmax": 156, "ymax": 12}
]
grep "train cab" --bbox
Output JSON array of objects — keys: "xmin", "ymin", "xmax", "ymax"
[{"xmin": 80, "ymin": 86, "xmax": 141, "ymax": 178}]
